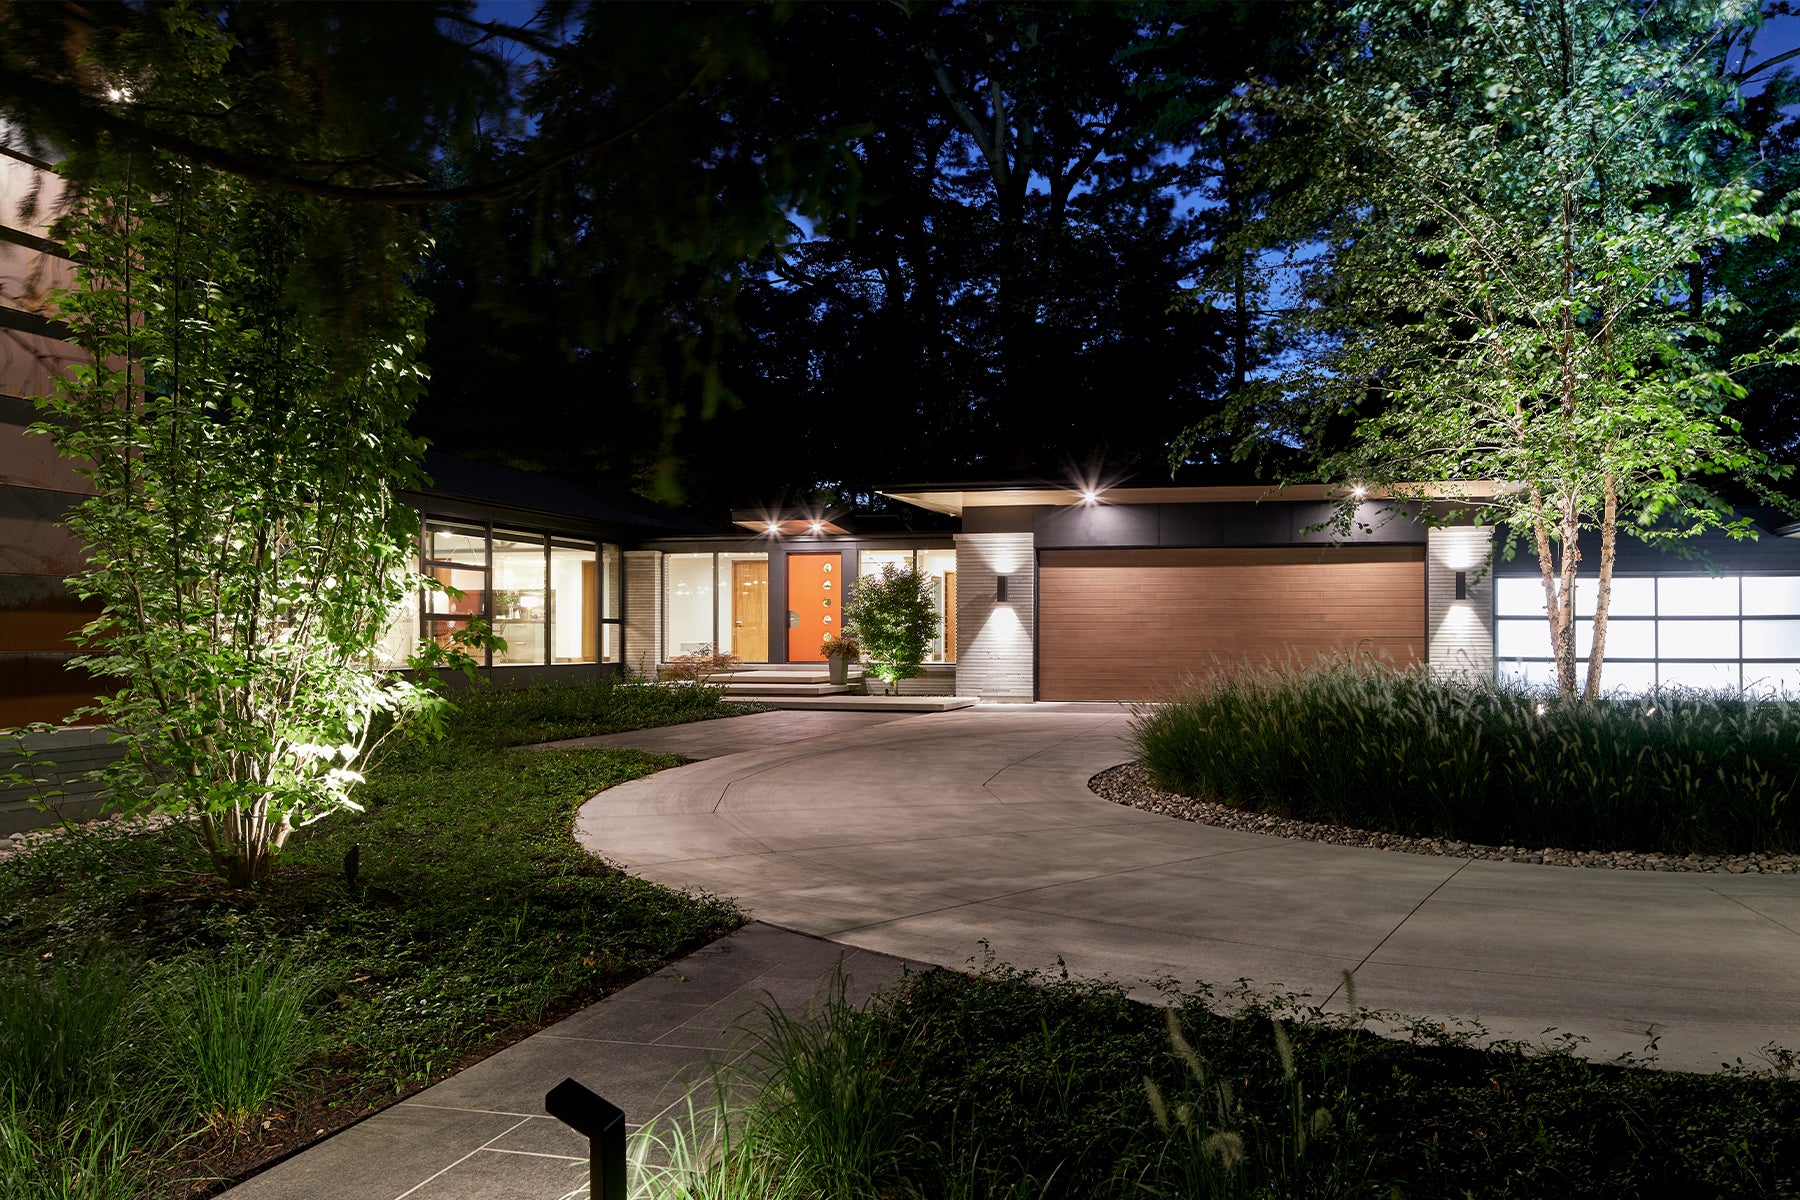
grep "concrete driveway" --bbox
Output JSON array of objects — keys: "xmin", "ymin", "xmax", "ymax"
[{"xmin": 574, "ymin": 704, "xmax": 1800, "ymax": 1072}]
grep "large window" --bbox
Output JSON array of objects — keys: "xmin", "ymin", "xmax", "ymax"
[
  {"xmin": 664, "ymin": 552, "xmax": 770, "ymax": 661},
  {"xmin": 491, "ymin": 530, "xmax": 547, "ymax": 665},
  {"xmin": 856, "ymin": 548, "xmax": 957, "ymax": 664},
  {"xmin": 1495, "ymin": 574, "xmax": 1800, "ymax": 695},
  {"xmin": 379, "ymin": 521, "xmax": 619, "ymax": 668}
]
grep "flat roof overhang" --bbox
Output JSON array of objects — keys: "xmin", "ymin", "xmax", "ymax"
[{"xmin": 878, "ymin": 481, "xmax": 1517, "ymax": 517}]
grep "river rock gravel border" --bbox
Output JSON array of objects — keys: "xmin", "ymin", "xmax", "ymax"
[{"xmin": 1089, "ymin": 762, "xmax": 1800, "ymax": 875}]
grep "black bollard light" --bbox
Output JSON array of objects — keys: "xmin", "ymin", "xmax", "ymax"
[{"xmin": 546, "ymin": 1077, "xmax": 627, "ymax": 1200}]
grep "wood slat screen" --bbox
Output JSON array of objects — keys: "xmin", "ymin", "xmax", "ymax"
[{"xmin": 1038, "ymin": 546, "xmax": 1426, "ymax": 701}]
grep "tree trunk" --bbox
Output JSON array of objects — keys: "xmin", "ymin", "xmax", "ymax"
[{"xmin": 1581, "ymin": 477, "xmax": 1620, "ymax": 703}]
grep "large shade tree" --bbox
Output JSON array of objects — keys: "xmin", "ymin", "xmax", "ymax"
[{"xmin": 1206, "ymin": 0, "xmax": 1797, "ymax": 700}]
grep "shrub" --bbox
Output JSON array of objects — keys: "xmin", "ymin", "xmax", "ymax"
[
  {"xmin": 842, "ymin": 565, "xmax": 936, "ymax": 695},
  {"xmin": 150, "ymin": 947, "xmax": 331, "ymax": 1127},
  {"xmin": 636, "ymin": 962, "xmax": 1800, "ymax": 1199},
  {"xmin": 1130, "ymin": 657, "xmax": 1800, "ymax": 855},
  {"xmin": 660, "ymin": 646, "xmax": 741, "ymax": 685}
]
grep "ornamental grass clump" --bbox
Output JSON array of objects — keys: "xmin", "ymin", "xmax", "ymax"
[{"xmin": 1131, "ymin": 656, "xmax": 1800, "ymax": 856}]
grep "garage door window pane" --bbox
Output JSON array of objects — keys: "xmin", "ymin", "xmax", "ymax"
[
  {"xmin": 1745, "ymin": 664, "xmax": 1800, "ymax": 697},
  {"xmin": 1742, "ymin": 577, "xmax": 1800, "ymax": 616},
  {"xmin": 1659, "ymin": 576, "xmax": 1738, "ymax": 617},
  {"xmin": 1494, "ymin": 577, "xmax": 1544, "ymax": 618},
  {"xmin": 1596, "ymin": 662, "xmax": 1656, "ymax": 695},
  {"xmin": 1659, "ymin": 661, "xmax": 1740, "ymax": 690},
  {"xmin": 1578, "ymin": 619, "xmax": 1653, "ymax": 659},
  {"xmin": 1742, "ymin": 619, "xmax": 1800, "ymax": 660},
  {"xmin": 1596, "ymin": 576, "xmax": 1654, "ymax": 616},
  {"xmin": 1657, "ymin": 619, "xmax": 1737, "ymax": 660},
  {"xmin": 1496, "ymin": 619, "xmax": 1548, "ymax": 659}
]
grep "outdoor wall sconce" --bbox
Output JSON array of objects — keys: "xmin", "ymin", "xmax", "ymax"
[
  {"xmin": 996, "ymin": 575, "xmax": 1011, "ymax": 603},
  {"xmin": 1454, "ymin": 571, "xmax": 1467, "ymax": 601}
]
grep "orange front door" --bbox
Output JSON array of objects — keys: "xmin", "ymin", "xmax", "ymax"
[{"xmin": 786, "ymin": 553, "xmax": 842, "ymax": 662}]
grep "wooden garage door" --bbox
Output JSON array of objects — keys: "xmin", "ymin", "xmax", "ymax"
[{"xmin": 1038, "ymin": 547, "xmax": 1426, "ymax": 701}]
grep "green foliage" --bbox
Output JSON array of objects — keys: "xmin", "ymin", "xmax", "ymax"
[
  {"xmin": 0, "ymin": 680, "xmax": 742, "ymax": 1194},
  {"xmin": 1207, "ymin": 0, "xmax": 1799, "ymax": 699},
  {"xmin": 150, "ymin": 948, "xmax": 330, "ymax": 1127},
  {"xmin": 638, "ymin": 961, "xmax": 1800, "ymax": 1199},
  {"xmin": 1131, "ymin": 658, "xmax": 1800, "ymax": 856},
  {"xmin": 842, "ymin": 565, "xmax": 937, "ymax": 694},
  {"xmin": 35, "ymin": 6, "xmax": 457, "ymax": 886},
  {"xmin": 421, "ymin": 677, "xmax": 757, "ymax": 751}
]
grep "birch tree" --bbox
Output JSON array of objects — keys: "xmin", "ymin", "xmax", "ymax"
[{"xmin": 1225, "ymin": 0, "xmax": 1796, "ymax": 699}]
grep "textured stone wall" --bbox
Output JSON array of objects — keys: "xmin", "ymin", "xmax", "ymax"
[
  {"xmin": 953, "ymin": 533, "xmax": 1035, "ymax": 701},
  {"xmin": 623, "ymin": 550, "xmax": 663, "ymax": 679},
  {"xmin": 1427, "ymin": 526, "xmax": 1496, "ymax": 680}
]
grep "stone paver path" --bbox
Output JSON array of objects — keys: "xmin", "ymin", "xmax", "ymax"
[{"xmin": 221, "ymin": 924, "xmax": 917, "ymax": 1200}]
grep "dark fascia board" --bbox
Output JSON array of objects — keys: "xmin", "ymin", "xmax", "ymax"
[
  {"xmin": 639, "ymin": 531, "xmax": 957, "ymax": 554},
  {"xmin": 399, "ymin": 490, "xmax": 652, "ymax": 545}
]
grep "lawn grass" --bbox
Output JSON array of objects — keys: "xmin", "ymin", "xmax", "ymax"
[
  {"xmin": 642, "ymin": 962, "xmax": 1800, "ymax": 1199},
  {"xmin": 0, "ymin": 677, "xmax": 753, "ymax": 1198},
  {"xmin": 1131, "ymin": 658, "xmax": 1800, "ymax": 856}
]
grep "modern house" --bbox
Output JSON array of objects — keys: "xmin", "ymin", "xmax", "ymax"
[{"xmin": 12, "ymin": 125, "xmax": 1800, "ymax": 730}]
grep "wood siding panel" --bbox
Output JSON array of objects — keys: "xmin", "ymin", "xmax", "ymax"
[{"xmin": 1039, "ymin": 547, "xmax": 1426, "ymax": 701}]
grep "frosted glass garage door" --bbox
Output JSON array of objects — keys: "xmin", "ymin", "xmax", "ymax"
[{"xmin": 1494, "ymin": 575, "xmax": 1800, "ymax": 695}]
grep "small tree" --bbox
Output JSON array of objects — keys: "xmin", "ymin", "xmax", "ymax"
[
  {"xmin": 36, "ymin": 13, "xmax": 455, "ymax": 887},
  {"xmin": 841, "ymin": 565, "xmax": 937, "ymax": 695}
]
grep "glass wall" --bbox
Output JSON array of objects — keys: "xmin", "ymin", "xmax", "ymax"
[
  {"xmin": 550, "ymin": 540, "xmax": 599, "ymax": 664},
  {"xmin": 378, "ymin": 520, "xmax": 618, "ymax": 670},
  {"xmin": 491, "ymin": 530, "xmax": 547, "ymax": 665},
  {"xmin": 717, "ymin": 552, "xmax": 770, "ymax": 661},
  {"xmin": 665, "ymin": 553, "xmax": 716, "ymax": 657},
  {"xmin": 854, "ymin": 548, "xmax": 957, "ymax": 664},
  {"xmin": 423, "ymin": 522, "xmax": 487, "ymax": 655},
  {"xmin": 662, "ymin": 552, "xmax": 772, "ymax": 662},
  {"xmin": 917, "ymin": 549, "xmax": 957, "ymax": 664},
  {"xmin": 1495, "ymin": 574, "xmax": 1800, "ymax": 695}
]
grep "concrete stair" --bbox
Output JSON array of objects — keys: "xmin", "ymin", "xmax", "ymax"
[{"xmin": 706, "ymin": 668, "xmax": 863, "ymax": 698}]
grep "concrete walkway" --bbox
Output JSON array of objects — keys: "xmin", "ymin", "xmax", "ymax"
[
  {"xmin": 222, "ymin": 924, "xmax": 916, "ymax": 1200},
  {"xmin": 575, "ymin": 704, "xmax": 1800, "ymax": 1073}
]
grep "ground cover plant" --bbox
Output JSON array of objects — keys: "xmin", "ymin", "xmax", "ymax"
[
  {"xmin": 638, "ymin": 961, "xmax": 1800, "ymax": 1199},
  {"xmin": 1130, "ymin": 658, "xmax": 1800, "ymax": 856},
  {"xmin": 0, "ymin": 678, "xmax": 750, "ymax": 1198}
]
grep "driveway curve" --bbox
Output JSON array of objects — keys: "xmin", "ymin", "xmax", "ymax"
[{"xmin": 573, "ymin": 704, "xmax": 1800, "ymax": 1072}]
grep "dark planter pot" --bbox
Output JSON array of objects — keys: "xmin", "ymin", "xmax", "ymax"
[{"xmin": 827, "ymin": 655, "xmax": 849, "ymax": 685}]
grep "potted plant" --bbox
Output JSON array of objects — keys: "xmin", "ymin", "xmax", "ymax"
[{"xmin": 821, "ymin": 632, "xmax": 860, "ymax": 685}]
